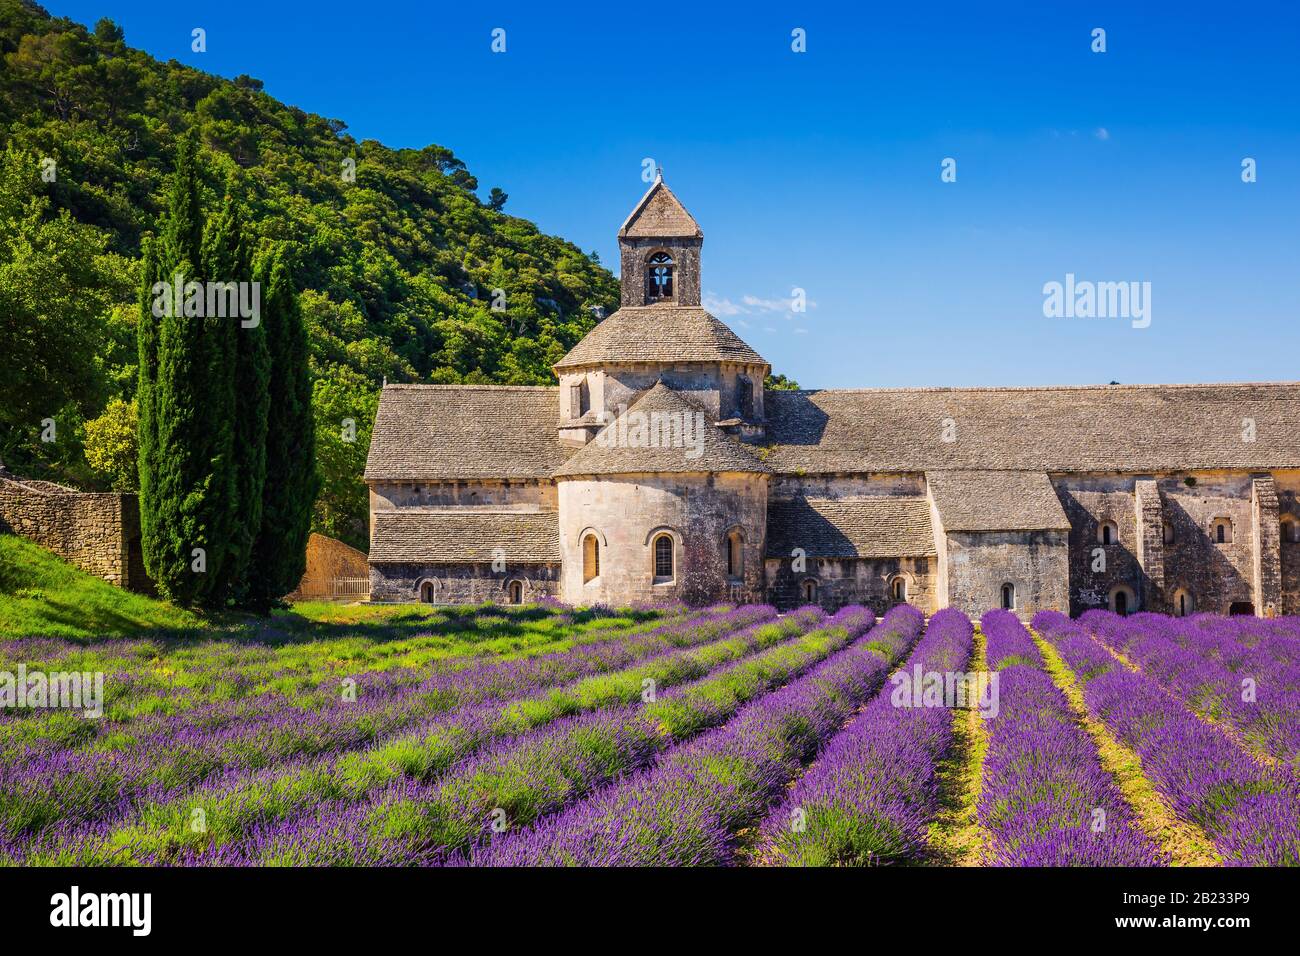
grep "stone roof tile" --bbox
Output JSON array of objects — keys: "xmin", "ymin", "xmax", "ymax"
[
  {"xmin": 554, "ymin": 306, "xmax": 767, "ymax": 370},
  {"xmin": 363, "ymin": 385, "xmax": 571, "ymax": 481},
  {"xmin": 618, "ymin": 180, "xmax": 702, "ymax": 239},
  {"xmin": 927, "ymin": 470, "xmax": 1071, "ymax": 531},
  {"xmin": 766, "ymin": 496, "xmax": 937, "ymax": 558},
  {"xmin": 763, "ymin": 383, "xmax": 1300, "ymax": 473},
  {"xmin": 369, "ymin": 510, "xmax": 560, "ymax": 563}
]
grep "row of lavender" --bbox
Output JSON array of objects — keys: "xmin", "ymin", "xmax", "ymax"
[
  {"xmin": 2, "ymin": 605, "xmax": 786, "ymax": 860},
  {"xmin": 202, "ymin": 605, "xmax": 859, "ymax": 865},
  {"xmin": 467, "ymin": 605, "xmax": 927, "ymax": 866},
  {"xmin": 15, "ymin": 606, "xmax": 842, "ymax": 868},
  {"xmin": 1079, "ymin": 611, "xmax": 1300, "ymax": 772},
  {"xmin": 752, "ymin": 608, "xmax": 972, "ymax": 865},
  {"xmin": 1033, "ymin": 611, "xmax": 1300, "ymax": 866},
  {"xmin": 0, "ymin": 604, "xmax": 701, "ymax": 761},
  {"xmin": 979, "ymin": 610, "xmax": 1162, "ymax": 865}
]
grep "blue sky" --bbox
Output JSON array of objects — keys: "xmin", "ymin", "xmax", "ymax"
[{"xmin": 49, "ymin": 0, "xmax": 1300, "ymax": 388}]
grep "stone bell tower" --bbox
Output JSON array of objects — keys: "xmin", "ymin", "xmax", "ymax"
[{"xmin": 617, "ymin": 171, "xmax": 703, "ymax": 307}]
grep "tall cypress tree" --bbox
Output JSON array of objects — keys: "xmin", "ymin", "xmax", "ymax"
[
  {"xmin": 206, "ymin": 177, "xmax": 269, "ymax": 605},
  {"xmin": 135, "ymin": 234, "xmax": 160, "ymax": 585},
  {"xmin": 136, "ymin": 134, "xmax": 237, "ymax": 606},
  {"xmin": 247, "ymin": 248, "xmax": 318, "ymax": 608}
]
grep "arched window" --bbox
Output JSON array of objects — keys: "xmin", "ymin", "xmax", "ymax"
[
  {"xmin": 1001, "ymin": 583, "xmax": 1015, "ymax": 610},
  {"xmin": 646, "ymin": 252, "xmax": 674, "ymax": 301},
  {"xmin": 419, "ymin": 580, "xmax": 438, "ymax": 603},
  {"xmin": 507, "ymin": 580, "xmax": 523, "ymax": 605},
  {"xmin": 653, "ymin": 534, "xmax": 674, "ymax": 581},
  {"xmin": 1281, "ymin": 516, "xmax": 1297, "ymax": 543},
  {"xmin": 890, "ymin": 576, "xmax": 907, "ymax": 603},
  {"xmin": 1163, "ymin": 522, "xmax": 1175, "ymax": 545},
  {"xmin": 735, "ymin": 375, "xmax": 754, "ymax": 420},
  {"xmin": 582, "ymin": 534, "xmax": 600, "ymax": 584},
  {"xmin": 1173, "ymin": 588, "xmax": 1193, "ymax": 617},
  {"xmin": 1097, "ymin": 521, "xmax": 1118, "ymax": 545},
  {"xmin": 1110, "ymin": 585, "xmax": 1135, "ymax": 616},
  {"xmin": 1212, "ymin": 518, "xmax": 1233, "ymax": 545},
  {"xmin": 726, "ymin": 530, "xmax": 744, "ymax": 579},
  {"xmin": 801, "ymin": 579, "xmax": 818, "ymax": 604}
]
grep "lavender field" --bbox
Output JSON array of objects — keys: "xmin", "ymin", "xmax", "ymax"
[{"xmin": 1, "ymin": 601, "xmax": 1297, "ymax": 867}]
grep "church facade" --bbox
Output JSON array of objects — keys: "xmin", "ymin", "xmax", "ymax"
[{"xmin": 363, "ymin": 177, "xmax": 1300, "ymax": 617}]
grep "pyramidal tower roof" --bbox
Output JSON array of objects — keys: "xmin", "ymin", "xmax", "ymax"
[
  {"xmin": 553, "ymin": 383, "xmax": 769, "ymax": 477},
  {"xmin": 618, "ymin": 174, "xmax": 702, "ymax": 239}
]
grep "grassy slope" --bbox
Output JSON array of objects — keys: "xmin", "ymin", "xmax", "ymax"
[{"xmin": 0, "ymin": 534, "xmax": 200, "ymax": 638}]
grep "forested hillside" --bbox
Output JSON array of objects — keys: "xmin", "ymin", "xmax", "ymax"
[{"xmin": 0, "ymin": 0, "xmax": 619, "ymax": 547}]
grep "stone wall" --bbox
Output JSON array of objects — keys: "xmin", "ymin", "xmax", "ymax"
[
  {"xmin": 0, "ymin": 475, "xmax": 149, "ymax": 591},
  {"xmin": 619, "ymin": 236, "xmax": 702, "ymax": 307},
  {"xmin": 561, "ymin": 361, "xmax": 767, "ymax": 426},
  {"xmin": 557, "ymin": 471, "xmax": 768, "ymax": 606},
  {"xmin": 369, "ymin": 480, "xmax": 555, "ymax": 513},
  {"xmin": 286, "ymin": 532, "xmax": 370, "ymax": 602},
  {"xmin": 764, "ymin": 555, "xmax": 936, "ymax": 614},
  {"xmin": 943, "ymin": 529, "xmax": 1069, "ymax": 617},
  {"xmin": 369, "ymin": 561, "xmax": 559, "ymax": 604},
  {"xmin": 1274, "ymin": 476, "xmax": 1299, "ymax": 615}
]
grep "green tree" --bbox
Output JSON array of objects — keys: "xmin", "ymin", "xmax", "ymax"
[
  {"xmin": 0, "ymin": 146, "xmax": 118, "ymax": 474},
  {"xmin": 83, "ymin": 397, "xmax": 138, "ymax": 491},
  {"xmin": 137, "ymin": 134, "xmax": 236, "ymax": 607},
  {"xmin": 205, "ymin": 176, "xmax": 268, "ymax": 604},
  {"xmin": 312, "ymin": 366, "xmax": 378, "ymax": 550},
  {"xmin": 247, "ymin": 248, "xmax": 319, "ymax": 608}
]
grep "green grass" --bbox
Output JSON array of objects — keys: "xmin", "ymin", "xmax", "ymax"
[{"xmin": 0, "ymin": 534, "xmax": 202, "ymax": 638}]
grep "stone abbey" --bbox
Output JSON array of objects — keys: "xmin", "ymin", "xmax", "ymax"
[{"xmin": 363, "ymin": 176, "xmax": 1300, "ymax": 617}]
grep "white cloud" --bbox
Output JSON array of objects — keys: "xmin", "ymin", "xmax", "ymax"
[{"xmin": 1094, "ymin": 127, "xmax": 1110, "ymax": 141}]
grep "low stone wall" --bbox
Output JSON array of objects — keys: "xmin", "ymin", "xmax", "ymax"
[
  {"xmin": 0, "ymin": 475, "xmax": 148, "ymax": 591},
  {"xmin": 285, "ymin": 532, "xmax": 370, "ymax": 602}
]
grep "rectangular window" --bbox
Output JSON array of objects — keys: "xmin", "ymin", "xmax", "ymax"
[{"xmin": 569, "ymin": 383, "xmax": 583, "ymax": 417}]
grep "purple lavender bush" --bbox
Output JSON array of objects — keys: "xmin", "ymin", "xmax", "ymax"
[
  {"xmin": 1033, "ymin": 610, "xmax": 1300, "ymax": 866},
  {"xmin": 978, "ymin": 609, "xmax": 1162, "ymax": 866},
  {"xmin": 467, "ymin": 605, "xmax": 921, "ymax": 866}
]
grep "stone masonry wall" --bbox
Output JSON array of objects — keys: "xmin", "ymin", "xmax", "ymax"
[
  {"xmin": 765, "ymin": 555, "xmax": 936, "ymax": 614},
  {"xmin": 944, "ymin": 529, "xmax": 1069, "ymax": 617},
  {"xmin": 1277, "ymin": 476, "xmax": 1300, "ymax": 615},
  {"xmin": 369, "ymin": 561, "xmax": 559, "ymax": 604},
  {"xmin": 0, "ymin": 476, "xmax": 148, "ymax": 591},
  {"xmin": 558, "ymin": 472, "xmax": 768, "ymax": 606}
]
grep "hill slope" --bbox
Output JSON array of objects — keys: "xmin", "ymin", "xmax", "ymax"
[
  {"xmin": 0, "ymin": 533, "xmax": 202, "ymax": 638},
  {"xmin": 0, "ymin": 0, "xmax": 620, "ymax": 546}
]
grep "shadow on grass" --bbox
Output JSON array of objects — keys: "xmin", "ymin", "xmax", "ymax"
[{"xmin": 3, "ymin": 602, "xmax": 662, "ymax": 650}]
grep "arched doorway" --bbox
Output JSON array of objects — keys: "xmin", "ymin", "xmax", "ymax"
[
  {"xmin": 1001, "ymin": 583, "xmax": 1015, "ymax": 611},
  {"xmin": 800, "ymin": 579, "xmax": 818, "ymax": 604},
  {"xmin": 419, "ymin": 580, "xmax": 437, "ymax": 603},
  {"xmin": 1109, "ymin": 585, "xmax": 1134, "ymax": 616},
  {"xmin": 507, "ymin": 580, "xmax": 523, "ymax": 605}
]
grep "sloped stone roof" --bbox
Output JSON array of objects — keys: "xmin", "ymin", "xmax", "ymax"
[
  {"xmin": 763, "ymin": 383, "xmax": 1300, "ymax": 474},
  {"xmin": 553, "ymin": 383, "xmax": 770, "ymax": 478},
  {"xmin": 618, "ymin": 179, "xmax": 702, "ymax": 238},
  {"xmin": 766, "ymin": 496, "xmax": 937, "ymax": 558},
  {"xmin": 927, "ymin": 471, "xmax": 1071, "ymax": 531},
  {"xmin": 364, "ymin": 385, "xmax": 571, "ymax": 481},
  {"xmin": 554, "ymin": 306, "xmax": 768, "ymax": 370},
  {"xmin": 369, "ymin": 510, "xmax": 560, "ymax": 563}
]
